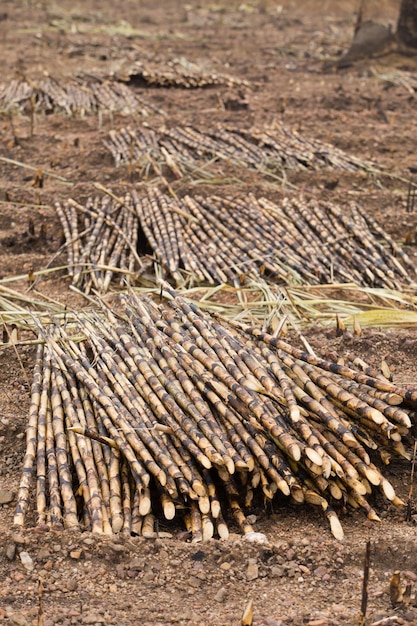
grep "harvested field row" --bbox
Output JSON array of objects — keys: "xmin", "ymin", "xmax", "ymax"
[
  {"xmin": 14, "ymin": 290, "xmax": 417, "ymax": 542},
  {"xmin": 55, "ymin": 188, "xmax": 415, "ymax": 293},
  {"xmin": 0, "ymin": 57, "xmax": 247, "ymax": 116},
  {"xmin": 104, "ymin": 122, "xmax": 374, "ymax": 175}
]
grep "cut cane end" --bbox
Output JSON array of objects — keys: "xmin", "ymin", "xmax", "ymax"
[
  {"xmin": 328, "ymin": 513, "xmax": 344, "ymax": 541},
  {"xmin": 342, "ymin": 432, "xmax": 357, "ymax": 446},
  {"xmin": 217, "ymin": 524, "xmax": 229, "ymax": 540},
  {"xmin": 289, "ymin": 406, "xmax": 301, "ymax": 422},
  {"xmin": 381, "ymin": 479, "xmax": 396, "ymax": 501},
  {"xmin": 139, "ymin": 498, "xmax": 152, "ymax": 517},
  {"xmin": 328, "ymin": 483, "xmax": 343, "ymax": 500},
  {"xmin": 350, "ymin": 479, "xmax": 367, "ymax": 496},
  {"xmin": 198, "ymin": 495, "xmax": 211, "ymax": 515},
  {"xmin": 290, "ymin": 486, "xmax": 304, "ymax": 503},
  {"xmin": 192, "ymin": 480, "xmax": 207, "ymax": 498},
  {"xmin": 262, "ymin": 484, "xmax": 274, "ymax": 500},
  {"xmin": 369, "ymin": 408, "xmax": 385, "ymax": 425},
  {"xmin": 276, "ymin": 480, "xmax": 290, "ymax": 497},
  {"xmin": 288, "ymin": 444, "xmax": 301, "ymax": 462},
  {"xmin": 389, "ymin": 431, "xmax": 401, "ymax": 442},
  {"xmin": 211, "ymin": 501, "xmax": 221, "ymax": 519},
  {"xmin": 202, "ymin": 519, "xmax": 214, "ymax": 542},
  {"xmin": 304, "ymin": 490, "xmax": 325, "ymax": 507},
  {"xmin": 112, "ymin": 519, "xmax": 124, "ymax": 534},
  {"xmin": 388, "ymin": 393, "xmax": 403, "ymax": 406},
  {"xmin": 364, "ymin": 467, "xmax": 381, "ymax": 486},
  {"xmin": 305, "ymin": 447, "xmax": 323, "ymax": 467},
  {"xmin": 235, "ymin": 459, "xmax": 250, "ymax": 471},
  {"xmin": 200, "ymin": 456, "xmax": 212, "ymax": 470},
  {"xmin": 225, "ymin": 457, "xmax": 235, "ymax": 475},
  {"xmin": 163, "ymin": 502, "xmax": 176, "ymax": 520},
  {"xmin": 402, "ymin": 416, "xmax": 412, "ymax": 429}
]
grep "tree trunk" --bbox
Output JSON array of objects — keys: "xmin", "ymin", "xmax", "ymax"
[{"xmin": 397, "ymin": 0, "xmax": 417, "ymax": 47}]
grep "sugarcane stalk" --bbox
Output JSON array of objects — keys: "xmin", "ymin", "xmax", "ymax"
[
  {"xmin": 14, "ymin": 343, "xmax": 44, "ymax": 528},
  {"xmin": 45, "ymin": 392, "xmax": 63, "ymax": 528},
  {"xmin": 35, "ymin": 347, "xmax": 51, "ymax": 526}
]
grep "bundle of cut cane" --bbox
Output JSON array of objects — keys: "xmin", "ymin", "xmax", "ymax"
[
  {"xmin": 14, "ymin": 290, "xmax": 417, "ymax": 540},
  {"xmin": 0, "ymin": 76, "xmax": 156, "ymax": 116},
  {"xmin": 104, "ymin": 122, "xmax": 373, "ymax": 173},
  {"xmin": 115, "ymin": 58, "xmax": 249, "ymax": 89},
  {"xmin": 55, "ymin": 188, "xmax": 415, "ymax": 293},
  {"xmin": 54, "ymin": 193, "xmax": 146, "ymax": 294}
]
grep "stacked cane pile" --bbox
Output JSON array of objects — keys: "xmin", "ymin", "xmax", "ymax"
[
  {"xmin": 54, "ymin": 193, "xmax": 143, "ymax": 294},
  {"xmin": 0, "ymin": 76, "xmax": 155, "ymax": 116},
  {"xmin": 55, "ymin": 189, "xmax": 415, "ymax": 293},
  {"xmin": 116, "ymin": 59, "xmax": 249, "ymax": 89},
  {"xmin": 14, "ymin": 291, "xmax": 417, "ymax": 540},
  {"xmin": 104, "ymin": 123, "xmax": 373, "ymax": 172}
]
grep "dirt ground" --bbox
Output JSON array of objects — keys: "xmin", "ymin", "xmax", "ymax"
[{"xmin": 2, "ymin": 1, "xmax": 417, "ymax": 625}]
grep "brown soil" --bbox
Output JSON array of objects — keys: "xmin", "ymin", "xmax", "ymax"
[{"xmin": 1, "ymin": 1, "xmax": 417, "ymax": 625}]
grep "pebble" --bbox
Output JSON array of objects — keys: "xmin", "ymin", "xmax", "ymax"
[
  {"xmin": 0, "ymin": 489, "xmax": 15, "ymax": 504},
  {"xmin": 246, "ymin": 562, "xmax": 259, "ymax": 581},
  {"xmin": 37, "ymin": 547, "xmax": 50, "ymax": 560},
  {"xmin": 19, "ymin": 551, "xmax": 34, "ymax": 571},
  {"xmin": 313, "ymin": 566, "xmax": 328, "ymax": 579},
  {"xmin": 66, "ymin": 580, "xmax": 78, "ymax": 591},
  {"xmin": 187, "ymin": 576, "xmax": 202, "ymax": 588},
  {"xmin": 129, "ymin": 557, "xmax": 145, "ymax": 570},
  {"xmin": 83, "ymin": 538, "xmax": 95, "ymax": 546},
  {"xmin": 213, "ymin": 587, "xmax": 227, "ymax": 602},
  {"xmin": 271, "ymin": 566, "xmax": 285, "ymax": 578},
  {"xmin": 5, "ymin": 542, "xmax": 16, "ymax": 561},
  {"xmin": 244, "ymin": 531, "xmax": 269, "ymax": 545},
  {"xmin": 108, "ymin": 542, "xmax": 126, "ymax": 553},
  {"xmin": 82, "ymin": 613, "xmax": 105, "ymax": 624},
  {"xmin": 69, "ymin": 549, "xmax": 83, "ymax": 560},
  {"xmin": 9, "ymin": 613, "xmax": 28, "ymax": 626},
  {"xmin": 12, "ymin": 533, "xmax": 26, "ymax": 545},
  {"xmin": 219, "ymin": 562, "xmax": 231, "ymax": 571},
  {"xmin": 404, "ymin": 611, "xmax": 416, "ymax": 622},
  {"xmin": 142, "ymin": 571, "xmax": 154, "ymax": 583}
]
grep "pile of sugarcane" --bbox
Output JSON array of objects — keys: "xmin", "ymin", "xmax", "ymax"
[
  {"xmin": 104, "ymin": 122, "xmax": 373, "ymax": 173},
  {"xmin": 14, "ymin": 290, "xmax": 417, "ymax": 540},
  {"xmin": 115, "ymin": 58, "xmax": 249, "ymax": 89},
  {"xmin": 0, "ymin": 76, "xmax": 156, "ymax": 116},
  {"xmin": 54, "ymin": 193, "xmax": 144, "ymax": 294},
  {"xmin": 54, "ymin": 188, "xmax": 415, "ymax": 293}
]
